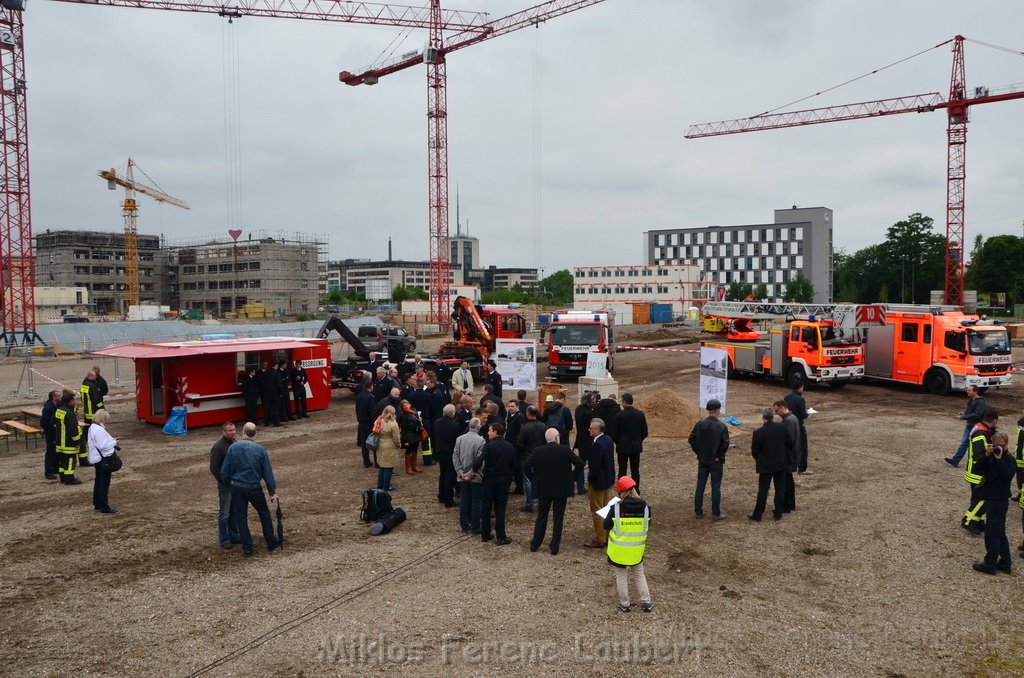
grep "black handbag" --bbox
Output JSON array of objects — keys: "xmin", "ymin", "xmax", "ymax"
[{"xmin": 98, "ymin": 451, "xmax": 123, "ymax": 473}]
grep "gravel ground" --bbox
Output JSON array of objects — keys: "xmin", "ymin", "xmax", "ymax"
[{"xmin": 1, "ymin": 333, "xmax": 1023, "ymax": 677}]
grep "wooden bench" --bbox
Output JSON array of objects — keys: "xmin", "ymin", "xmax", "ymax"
[
  {"xmin": 0, "ymin": 429, "xmax": 9, "ymax": 453},
  {"xmin": 2, "ymin": 420, "xmax": 42, "ymax": 450}
]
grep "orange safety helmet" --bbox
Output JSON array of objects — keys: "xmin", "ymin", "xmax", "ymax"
[{"xmin": 615, "ymin": 476, "xmax": 637, "ymax": 493}]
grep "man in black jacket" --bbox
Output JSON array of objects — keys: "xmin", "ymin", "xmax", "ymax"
[
  {"xmin": 585, "ymin": 418, "xmax": 616, "ymax": 548},
  {"xmin": 573, "ymin": 392, "xmax": 597, "ymax": 496},
  {"xmin": 486, "ymin": 359, "xmax": 503, "ymax": 399},
  {"xmin": 505, "ymin": 400, "xmax": 526, "ymax": 494},
  {"xmin": 480, "ymin": 383, "xmax": 506, "ymax": 423},
  {"xmin": 238, "ymin": 367, "xmax": 260, "ymax": 424},
  {"xmin": 774, "ymin": 399, "xmax": 800, "ymax": 513},
  {"xmin": 275, "ymin": 360, "xmax": 294, "ymax": 422},
  {"xmin": 371, "ymin": 366, "xmax": 394, "ymax": 402},
  {"xmin": 688, "ymin": 399, "xmax": 730, "ymax": 519},
  {"xmin": 516, "ymin": 406, "xmax": 547, "ymax": 511},
  {"xmin": 433, "ymin": 404, "xmax": 461, "ymax": 507},
  {"xmin": 784, "ymin": 382, "xmax": 810, "ymax": 474},
  {"xmin": 40, "ymin": 390, "xmax": 60, "ymax": 480},
  {"xmin": 523, "ymin": 428, "xmax": 583, "ymax": 555},
  {"xmin": 210, "ymin": 421, "xmax": 240, "ymax": 548},
  {"xmin": 256, "ymin": 362, "xmax": 280, "ymax": 427},
  {"xmin": 542, "ymin": 392, "xmax": 573, "ymax": 441},
  {"xmin": 593, "ymin": 394, "xmax": 621, "ymax": 442},
  {"xmin": 749, "ymin": 408, "xmax": 789, "ymax": 521},
  {"xmin": 473, "ymin": 422, "xmax": 516, "ymax": 545},
  {"xmin": 614, "ymin": 393, "xmax": 648, "ymax": 489},
  {"xmin": 947, "ymin": 385, "xmax": 987, "ymax": 467},
  {"xmin": 355, "ymin": 378, "xmax": 376, "ymax": 467},
  {"xmin": 973, "ymin": 431, "xmax": 1015, "ymax": 574},
  {"xmin": 289, "ymin": 360, "xmax": 309, "ymax": 418}
]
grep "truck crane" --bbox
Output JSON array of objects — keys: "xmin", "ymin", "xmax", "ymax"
[{"xmin": 99, "ymin": 158, "xmax": 188, "ymax": 312}]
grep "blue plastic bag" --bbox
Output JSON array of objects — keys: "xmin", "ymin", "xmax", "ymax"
[
  {"xmin": 722, "ymin": 416, "xmax": 743, "ymax": 427},
  {"xmin": 162, "ymin": 406, "xmax": 188, "ymax": 435}
]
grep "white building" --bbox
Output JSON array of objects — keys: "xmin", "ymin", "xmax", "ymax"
[
  {"xmin": 643, "ymin": 207, "xmax": 833, "ymax": 303},
  {"xmin": 572, "ymin": 264, "xmax": 712, "ymax": 324}
]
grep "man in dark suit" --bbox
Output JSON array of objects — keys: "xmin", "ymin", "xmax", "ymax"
[
  {"xmin": 432, "ymin": 404, "xmax": 462, "ymax": 507},
  {"xmin": 523, "ymin": 428, "xmax": 583, "ymax": 555},
  {"xmin": 256, "ymin": 362, "xmax": 280, "ymax": 427},
  {"xmin": 480, "ymin": 383, "xmax": 506, "ymax": 423},
  {"xmin": 355, "ymin": 378, "xmax": 376, "ymax": 467},
  {"xmin": 585, "ymin": 417, "xmax": 616, "ymax": 548},
  {"xmin": 614, "ymin": 393, "xmax": 648, "ymax": 489},
  {"xmin": 749, "ymin": 408, "xmax": 790, "ymax": 521}
]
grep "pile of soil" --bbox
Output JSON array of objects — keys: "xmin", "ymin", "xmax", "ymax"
[
  {"xmin": 629, "ymin": 329, "xmax": 680, "ymax": 342},
  {"xmin": 636, "ymin": 387, "xmax": 703, "ymax": 438}
]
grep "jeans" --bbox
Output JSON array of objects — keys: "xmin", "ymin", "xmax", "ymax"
[
  {"xmin": 217, "ymin": 483, "xmax": 240, "ymax": 545},
  {"xmin": 950, "ymin": 423, "xmax": 972, "ymax": 464},
  {"xmin": 694, "ymin": 462, "xmax": 724, "ymax": 516},
  {"xmin": 523, "ymin": 472, "xmax": 534, "ymax": 509},
  {"xmin": 230, "ymin": 485, "xmax": 278, "ymax": 554},
  {"xmin": 459, "ymin": 481, "xmax": 482, "ymax": 532},
  {"xmin": 480, "ymin": 478, "xmax": 510, "ymax": 540},
  {"xmin": 93, "ymin": 465, "xmax": 112, "ymax": 511},
  {"xmin": 377, "ymin": 467, "xmax": 394, "ymax": 491}
]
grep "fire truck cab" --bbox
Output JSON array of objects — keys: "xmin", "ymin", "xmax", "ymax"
[
  {"xmin": 544, "ymin": 310, "xmax": 615, "ymax": 378},
  {"xmin": 860, "ymin": 306, "xmax": 1012, "ymax": 395}
]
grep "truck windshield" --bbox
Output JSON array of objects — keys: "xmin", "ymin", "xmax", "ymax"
[
  {"xmin": 967, "ymin": 329, "xmax": 1011, "ymax": 356},
  {"xmin": 548, "ymin": 324, "xmax": 601, "ymax": 347}
]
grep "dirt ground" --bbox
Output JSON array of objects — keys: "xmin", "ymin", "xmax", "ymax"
[{"xmin": 2, "ymin": 329, "xmax": 1024, "ymax": 677}]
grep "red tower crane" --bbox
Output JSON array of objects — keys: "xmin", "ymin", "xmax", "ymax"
[
  {"xmin": 685, "ymin": 36, "xmax": 1024, "ymax": 307},
  {"xmin": 0, "ymin": 1, "xmax": 606, "ymax": 350},
  {"xmin": 339, "ymin": 0, "xmax": 607, "ymax": 325}
]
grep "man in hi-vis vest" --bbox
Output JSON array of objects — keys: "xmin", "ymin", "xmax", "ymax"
[{"xmin": 602, "ymin": 476, "xmax": 653, "ymax": 613}]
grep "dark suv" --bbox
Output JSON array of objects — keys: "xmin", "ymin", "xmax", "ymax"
[{"xmin": 356, "ymin": 324, "xmax": 416, "ymax": 359}]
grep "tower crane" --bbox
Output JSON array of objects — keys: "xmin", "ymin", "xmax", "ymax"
[
  {"xmin": 0, "ymin": 1, "xmax": 606, "ymax": 351},
  {"xmin": 685, "ymin": 35, "xmax": 1024, "ymax": 307},
  {"xmin": 99, "ymin": 159, "xmax": 189, "ymax": 312}
]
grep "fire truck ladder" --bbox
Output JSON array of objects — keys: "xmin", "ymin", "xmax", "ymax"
[{"xmin": 701, "ymin": 301, "xmax": 858, "ymax": 320}]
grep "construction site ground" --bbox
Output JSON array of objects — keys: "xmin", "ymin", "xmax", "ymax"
[{"xmin": 2, "ymin": 324, "xmax": 1022, "ymax": 677}]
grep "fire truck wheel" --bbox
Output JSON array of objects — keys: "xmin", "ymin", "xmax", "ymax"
[
  {"xmin": 924, "ymin": 369, "xmax": 951, "ymax": 396},
  {"xmin": 785, "ymin": 364, "xmax": 807, "ymax": 390}
]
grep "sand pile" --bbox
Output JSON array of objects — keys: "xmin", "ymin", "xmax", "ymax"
[{"xmin": 636, "ymin": 388, "xmax": 705, "ymax": 439}]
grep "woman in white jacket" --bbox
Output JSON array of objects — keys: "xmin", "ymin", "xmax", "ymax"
[{"xmin": 87, "ymin": 409, "xmax": 119, "ymax": 515}]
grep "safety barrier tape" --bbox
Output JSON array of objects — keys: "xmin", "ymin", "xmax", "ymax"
[
  {"xmin": 26, "ymin": 367, "xmax": 133, "ymax": 399},
  {"xmin": 617, "ymin": 345, "xmax": 701, "ymax": 354}
]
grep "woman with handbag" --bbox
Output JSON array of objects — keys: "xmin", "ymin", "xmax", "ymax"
[
  {"xmin": 398, "ymin": 399, "xmax": 424, "ymax": 474},
  {"xmin": 87, "ymin": 409, "xmax": 120, "ymax": 515},
  {"xmin": 375, "ymin": 406, "xmax": 403, "ymax": 492}
]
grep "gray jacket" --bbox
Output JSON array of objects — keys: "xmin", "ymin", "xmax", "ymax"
[
  {"xmin": 453, "ymin": 431, "xmax": 486, "ymax": 483},
  {"xmin": 780, "ymin": 412, "xmax": 800, "ymax": 472}
]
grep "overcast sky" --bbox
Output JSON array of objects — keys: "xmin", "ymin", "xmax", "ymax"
[{"xmin": 23, "ymin": 0, "xmax": 1024, "ymax": 278}]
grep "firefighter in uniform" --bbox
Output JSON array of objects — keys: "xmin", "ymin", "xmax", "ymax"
[
  {"xmin": 963, "ymin": 408, "xmax": 998, "ymax": 534},
  {"xmin": 54, "ymin": 391, "xmax": 84, "ymax": 485},
  {"xmin": 603, "ymin": 476, "xmax": 653, "ymax": 613},
  {"xmin": 79, "ymin": 370, "xmax": 105, "ymax": 466}
]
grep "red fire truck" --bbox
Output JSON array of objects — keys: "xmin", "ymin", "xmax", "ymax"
[{"xmin": 544, "ymin": 309, "xmax": 616, "ymax": 378}]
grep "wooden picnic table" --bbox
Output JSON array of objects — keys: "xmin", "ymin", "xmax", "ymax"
[{"xmin": 20, "ymin": 407, "xmax": 41, "ymax": 424}]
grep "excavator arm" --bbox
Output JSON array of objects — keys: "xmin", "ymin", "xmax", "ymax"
[{"xmin": 317, "ymin": 315, "xmax": 370, "ymax": 358}]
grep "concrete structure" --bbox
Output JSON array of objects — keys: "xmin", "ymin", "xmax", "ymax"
[
  {"xmin": 34, "ymin": 230, "xmax": 165, "ymax": 314},
  {"xmin": 573, "ymin": 264, "xmax": 712, "ymax": 324},
  {"xmin": 643, "ymin": 207, "xmax": 833, "ymax": 303},
  {"xmin": 450, "ymin": 230, "xmax": 479, "ymax": 279},
  {"xmin": 166, "ymin": 233, "xmax": 323, "ymax": 317},
  {"xmin": 34, "ymin": 286, "xmax": 90, "ymax": 322},
  {"xmin": 324, "ymin": 258, "xmax": 371, "ymax": 293},
  {"xmin": 343, "ymin": 259, "xmax": 464, "ymax": 296}
]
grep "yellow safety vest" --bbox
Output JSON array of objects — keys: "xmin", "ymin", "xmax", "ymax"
[
  {"xmin": 54, "ymin": 406, "xmax": 82, "ymax": 454},
  {"xmin": 606, "ymin": 502, "xmax": 650, "ymax": 566},
  {"xmin": 1015, "ymin": 426, "xmax": 1024, "ymax": 470},
  {"xmin": 963, "ymin": 429, "xmax": 990, "ymax": 486}
]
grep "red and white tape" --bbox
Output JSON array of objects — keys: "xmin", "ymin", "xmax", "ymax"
[{"xmin": 617, "ymin": 345, "xmax": 701, "ymax": 354}]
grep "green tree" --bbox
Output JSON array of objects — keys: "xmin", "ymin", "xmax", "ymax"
[
  {"xmin": 327, "ymin": 289, "xmax": 343, "ymax": 305},
  {"xmin": 966, "ymin": 235, "xmax": 1024, "ymax": 306},
  {"xmin": 753, "ymin": 284, "xmax": 768, "ymax": 300},
  {"xmin": 783, "ymin": 271, "xmax": 815, "ymax": 303},
  {"xmin": 392, "ymin": 286, "xmax": 428, "ymax": 302},
  {"xmin": 534, "ymin": 269, "xmax": 573, "ymax": 306},
  {"xmin": 725, "ymin": 281, "xmax": 753, "ymax": 301}
]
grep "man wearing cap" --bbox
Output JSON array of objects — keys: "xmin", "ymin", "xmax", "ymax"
[
  {"xmin": 585, "ymin": 418, "xmax": 616, "ymax": 548},
  {"xmin": 523, "ymin": 428, "xmax": 583, "ymax": 555},
  {"xmin": 688, "ymin": 399, "xmax": 730, "ymax": 519},
  {"xmin": 603, "ymin": 476, "xmax": 653, "ymax": 613},
  {"xmin": 486, "ymin": 359, "xmax": 503, "ymax": 399}
]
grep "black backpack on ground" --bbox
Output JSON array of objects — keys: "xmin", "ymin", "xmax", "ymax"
[{"xmin": 360, "ymin": 489, "xmax": 393, "ymax": 523}]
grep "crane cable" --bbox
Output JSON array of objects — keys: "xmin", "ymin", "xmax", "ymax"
[
  {"xmin": 532, "ymin": 22, "xmax": 543, "ymax": 275},
  {"xmin": 755, "ymin": 39, "xmax": 953, "ymax": 117}
]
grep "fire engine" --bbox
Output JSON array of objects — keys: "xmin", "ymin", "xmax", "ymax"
[
  {"xmin": 700, "ymin": 301, "xmax": 872, "ymax": 388},
  {"xmin": 858, "ymin": 304, "xmax": 1012, "ymax": 395},
  {"xmin": 544, "ymin": 309, "xmax": 615, "ymax": 378}
]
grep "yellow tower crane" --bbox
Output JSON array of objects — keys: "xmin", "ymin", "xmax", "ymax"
[{"xmin": 98, "ymin": 159, "xmax": 189, "ymax": 312}]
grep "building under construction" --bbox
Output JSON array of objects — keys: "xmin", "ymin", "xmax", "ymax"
[
  {"xmin": 165, "ymin": 231, "xmax": 326, "ymax": 317},
  {"xmin": 34, "ymin": 230, "xmax": 165, "ymax": 314}
]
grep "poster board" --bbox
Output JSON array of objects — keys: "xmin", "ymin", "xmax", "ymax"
[
  {"xmin": 494, "ymin": 339, "xmax": 537, "ymax": 391},
  {"xmin": 698, "ymin": 346, "xmax": 728, "ymax": 413}
]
